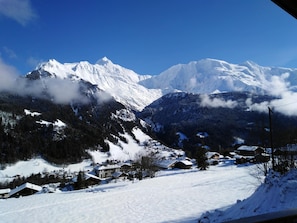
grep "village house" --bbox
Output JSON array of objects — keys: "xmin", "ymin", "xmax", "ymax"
[
  {"xmin": 155, "ymin": 158, "xmax": 193, "ymax": 170},
  {"xmin": 120, "ymin": 162, "xmax": 133, "ymax": 173},
  {"xmin": 236, "ymin": 145, "xmax": 264, "ymax": 156},
  {"xmin": 235, "ymin": 145, "xmax": 269, "ymax": 164},
  {"xmin": 206, "ymin": 152, "xmax": 221, "ymax": 165},
  {"xmin": 94, "ymin": 164, "xmax": 121, "ymax": 179},
  {"xmin": 0, "ymin": 188, "xmax": 11, "ymax": 199},
  {"xmin": 174, "ymin": 159, "xmax": 193, "ymax": 169},
  {"xmin": 9, "ymin": 182, "xmax": 42, "ymax": 198},
  {"xmin": 84, "ymin": 172, "xmax": 101, "ymax": 185},
  {"xmin": 155, "ymin": 159, "xmax": 178, "ymax": 169}
]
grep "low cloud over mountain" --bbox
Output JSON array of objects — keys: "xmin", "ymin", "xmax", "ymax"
[
  {"xmin": 2, "ymin": 57, "xmax": 297, "ymax": 116},
  {"xmin": 0, "ymin": 59, "xmax": 109, "ymax": 105}
]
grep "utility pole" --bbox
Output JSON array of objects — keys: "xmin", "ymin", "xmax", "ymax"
[{"xmin": 268, "ymin": 107, "xmax": 275, "ymax": 170}]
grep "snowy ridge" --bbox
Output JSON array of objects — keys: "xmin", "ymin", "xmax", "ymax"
[
  {"xmin": 34, "ymin": 57, "xmax": 162, "ymax": 111},
  {"xmin": 30, "ymin": 57, "xmax": 297, "ymax": 111},
  {"xmin": 140, "ymin": 58, "xmax": 297, "ymax": 96}
]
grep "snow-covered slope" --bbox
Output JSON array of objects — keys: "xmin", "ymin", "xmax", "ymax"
[
  {"xmin": 0, "ymin": 164, "xmax": 260, "ymax": 223},
  {"xmin": 30, "ymin": 57, "xmax": 162, "ymax": 111},
  {"xmin": 0, "ymin": 126, "xmax": 182, "ymax": 181},
  {"xmin": 199, "ymin": 169, "xmax": 297, "ymax": 222},
  {"xmin": 140, "ymin": 58, "xmax": 297, "ymax": 95}
]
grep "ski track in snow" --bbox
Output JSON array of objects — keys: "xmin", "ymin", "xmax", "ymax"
[{"xmin": 0, "ymin": 165, "xmax": 260, "ymax": 223}]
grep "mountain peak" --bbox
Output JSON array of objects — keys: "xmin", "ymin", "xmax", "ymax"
[
  {"xmin": 39, "ymin": 59, "xmax": 61, "ymax": 68},
  {"xmin": 96, "ymin": 56, "xmax": 113, "ymax": 66}
]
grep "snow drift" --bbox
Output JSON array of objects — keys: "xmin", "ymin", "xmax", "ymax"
[{"xmin": 198, "ymin": 169, "xmax": 297, "ymax": 222}]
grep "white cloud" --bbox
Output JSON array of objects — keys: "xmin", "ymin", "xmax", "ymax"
[
  {"xmin": 46, "ymin": 78, "xmax": 89, "ymax": 104},
  {"xmin": 0, "ymin": 58, "xmax": 90, "ymax": 104},
  {"xmin": 187, "ymin": 77, "xmax": 197, "ymax": 90},
  {"xmin": 270, "ymin": 92, "xmax": 297, "ymax": 116},
  {"xmin": 264, "ymin": 74, "xmax": 290, "ymax": 97},
  {"xmin": 0, "ymin": 58, "xmax": 20, "ymax": 91},
  {"xmin": 199, "ymin": 94, "xmax": 238, "ymax": 109},
  {"xmin": 245, "ymin": 73, "xmax": 297, "ymax": 116},
  {"xmin": 0, "ymin": 0, "xmax": 37, "ymax": 26},
  {"xmin": 245, "ymin": 98, "xmax": 269, "ymax": 113}
]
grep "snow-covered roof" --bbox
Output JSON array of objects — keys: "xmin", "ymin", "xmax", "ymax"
[
  {"xmin": 156, "ymin": 158, "xmax": 193, "ymax": 169},
  {"xmin": 9, "ymin": 182, "xmax": 42, "ymax": 197},
  {"xmin": 206, "ymin": 152, "xmax": 220, "ymax": 159},
  {"xmin": 237, "ymin": 145, "xmax": 261, "ymax": 151},
  {"xmin": 0, "ymin": 188, "xmax": 11, "ymax": 195},
  {"xmin": 96, "ymin": 164, "xmax": 121, "ymax": 171},
  {"xmin": 85, "ymin": 173, "xmax": 101, "ymax": 181},
  {"xmin": 155, "ymin": 159, "xmax": 177, "ymax": 169},
  {"xmin": 120, "ymin": 162, "xmax": 132, "ymax": 167},
  {"xmin": 176, "ymin": 160, "xmax": 193, "ymax": 166}
]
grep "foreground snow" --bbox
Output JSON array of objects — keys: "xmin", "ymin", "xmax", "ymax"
[
  {"xmin": 199, "ymin": 169, "xmax": 297, "ymax": 222},
  {"xmin": 0, "ymin": 165, "xmax": 260, "ymax": 223}
]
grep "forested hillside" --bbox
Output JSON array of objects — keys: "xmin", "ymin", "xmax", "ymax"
[
  {"xmin": 0, "ymin": 92, "xmax": 140, "ymax": 166},
  {"xmin": 139, "ymin": 92, "xmax": 297, "ymax": 155}
]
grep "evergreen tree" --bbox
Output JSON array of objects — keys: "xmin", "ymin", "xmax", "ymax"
[
  {"xmin": 196, "ymin": 146, "xmax": 209, "ymax": 170},
  {"xmin": 75, "ymin": 171, "xmax": 86, "ymax": 190}
]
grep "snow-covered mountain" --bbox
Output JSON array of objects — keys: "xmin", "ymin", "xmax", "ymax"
[
  {"xmin": 140, "ymin": 58, "xmax": 297, "ymax": 95},
  {"xmin": 27, "ymin": 57, "xmax": 162, "ymax": 111},
  {"xmin": 27, "ymin": 57, "xmax": 297, "ymax": 111}
]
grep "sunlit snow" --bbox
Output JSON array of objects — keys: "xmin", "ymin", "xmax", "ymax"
[
  {"xmin": 0, "ymin": 165, "xmax": 261, "ymax": 223},
  {"xmin": 24, "ymin": 109, "xmax": 41, "ymax": 117}
]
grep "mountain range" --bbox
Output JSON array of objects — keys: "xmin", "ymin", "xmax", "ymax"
[
  {"xmin": 27, "ymin": 57, "xmax": 297, "ymax": 112},
  {"xmin": 1, "ymin": 57, "xmax": 297, "ymax": 165},
  {"xmin": 28, "ymin": 57, "xmax": 162, "ymax": 111}
]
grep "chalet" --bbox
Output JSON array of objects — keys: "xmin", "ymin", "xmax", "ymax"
[
  {"xmin": 155, "ymin": 159, "xmax": 178, "ymax": 169},
  {"xmin": 95, "ymin": 164, "xmax": 121, "ymax": 179},
  {"xmin": 236, "ymin": 145, "xmax": 264, "ymax": 156},
  {"xmin": 235, "ymin": 145, "xmax": 269, "ymax": 164},
  {"xmin": 173, "ymin": 160, "xmax": 193, "ymax": 169},
  {"xmin": 155, "ymin": 158, "xmax": 193, "ymax": 170},
  {"xmin": 84, "ymin": 173, "xmax": 101, "ymax": 185},
  {"xmin": 0, "ymin": 188, "xmax": 11, "ymax": 199},
  {"xmin": 9, "ymin": 182, "xmax": 42, "ymax": 198},
  {"xmin": 120, "ymin": 162, "xmax": 133, "ymax": 173},
  {"xmin": 206, "ymin": 152, "xmax": 221, "ymax": 165},
  {"xmin": 206, "ymin": 152, "xmax": 220, "ymax": 160},
  {"xmin": 72, "ymin": 172, "xmax": 100, "ymax": 182},
  {"xmin": 276, "ymin": 144, "xmax": 297, "ymax": 156}
]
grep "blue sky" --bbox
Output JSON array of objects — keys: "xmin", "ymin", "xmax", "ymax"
[{"xmin": 1, "ymin": 0, "xmax": 297, "ymax": 75}]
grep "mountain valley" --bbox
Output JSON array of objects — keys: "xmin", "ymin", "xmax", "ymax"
[{"xmin": 1, "ymin": 57, "xmax": 297, "ymax": 166}]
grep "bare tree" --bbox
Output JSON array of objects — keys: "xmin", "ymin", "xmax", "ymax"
[{"xmin": 134, "ymin": 151, "xmax": 158, "ymax": 179}]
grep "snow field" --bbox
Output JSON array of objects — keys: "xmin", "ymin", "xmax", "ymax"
[
  {"xmin": 202, "ymin": 169, "xmax": 297, "ymax": 222},
  {"xmin": 0, "ymin": 165, "xmax": 260, "ymax": 223}
]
